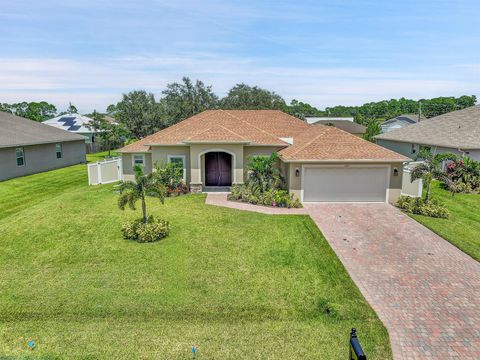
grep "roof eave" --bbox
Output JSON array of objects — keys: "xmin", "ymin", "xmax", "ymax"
[
  {"xmin": 374, "ymin": 137, "xmax": 479, "ymax": 150},
  {"xmin": 0, "ymin": 138, "xmax": 85, "ymax": 148},
  {"xmin": 279, "ymin": 157, "xmax": 410, "ymax": 163}
]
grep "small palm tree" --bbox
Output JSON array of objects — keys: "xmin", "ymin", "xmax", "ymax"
[
  {"xmin": 410, "ymin": 149, "xmax": 453, "ymax": 203},
  {"xmin": 117, "ymin": 165, "xmax": 166, "ymax": 223}
]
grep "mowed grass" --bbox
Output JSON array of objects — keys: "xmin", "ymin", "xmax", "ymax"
[
  {"xmin": 0, "ymin": 164, "xmax": 391, "ymax": 359},
  {"xmin": 409, "ymin": 181, "xmax": 480, "ymax": 261},
  {"xmin": 86, "ymin": 151, "xmax": 118, "ymax": 163}
]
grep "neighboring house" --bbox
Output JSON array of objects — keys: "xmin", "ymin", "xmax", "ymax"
[
  {"xmin": 375, "ymin": 105, "xmax": 480, "ymax": 161},
  {"xmin": 119, "ymin": 110, "xmax": 409, "ymax": 203},
  {"xmin": 305, "ymin": 116, "xmax": 354, "ymax": 124},
  {"xmin": 43, "ymin": 113, "xmax": 97, "ymax": 144},
  {"xmin": 380, "ymin": 114, "xmax": 425, "ymax": 133},
  {"xmin": 312, "ymin": 120, "xmax": 366, "ymax": 137},
  {"xmin": 0, "ymin": 111, "xmax": 86, "ymax": 181}
]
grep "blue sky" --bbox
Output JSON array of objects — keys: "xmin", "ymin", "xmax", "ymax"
[{"xmin": 0, "ymin": 0, "xmax": 478, "ymax": 112}]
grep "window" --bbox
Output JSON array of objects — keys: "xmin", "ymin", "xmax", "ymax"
[
  {"xmin": 168, "ymin": 155, "xmax": 186, "ymax": 180},
  {"xmin": 16, "ymin": 147, "xmax": 25, "ymax": 166},
  {"xmin": 55, "ymin": 143, "xmax": 63, "ymax": 159},
  {"xmin": 132, "ymin": 154, "xmax": 145, "ymax": 167}
]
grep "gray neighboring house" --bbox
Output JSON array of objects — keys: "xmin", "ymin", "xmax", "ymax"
[
  {"xmin": 380, "ymin": 114, "xmax": 425, "ymax": 133},
  {"xmin": 375, "ymin": 105, "xmax": 480, "ymax": 161},
  {"xmin": 0, "ymin": 111, "xmax": 86, "ymax": 181}
]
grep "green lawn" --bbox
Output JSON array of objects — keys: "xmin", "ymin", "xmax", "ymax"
[
  {"xmin": 0, "ymin": 164, "xmax": 391, "ymax": 359},
  {"xmin": 409, "ymin": 181, "xmax": 480, "ymax": 261},
  {"xmin": 87, "ymin": 151, "xmax": 118, "ymax": 163}
]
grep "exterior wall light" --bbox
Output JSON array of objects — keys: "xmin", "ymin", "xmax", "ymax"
[
  {"xmin": 393, "ymin": 168, "xmax": 399, "ymax": 176},
  {"xmin": 295, "ymin": 168, "xmax": 300, "ymax": 177}
]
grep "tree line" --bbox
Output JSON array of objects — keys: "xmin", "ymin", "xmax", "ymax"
[{"xmin": 1, "ymin": 76, "xmax": 476, "ymax": 142}]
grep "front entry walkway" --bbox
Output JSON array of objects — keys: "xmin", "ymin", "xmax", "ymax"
[
  {"xmin": 305, "ymin": 203, "xmax": 480, "ymax": 359},
  {"xmin": 206, "ymin": 194, "xmax": 480, "ymax": 359}
]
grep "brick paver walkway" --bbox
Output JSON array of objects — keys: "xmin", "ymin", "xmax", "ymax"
[
  {"xmin": 205, "ymin": 193, "xmax": 307, "ymax": 214},
  {"xmin": 207, "ymin": 194, "xmax": 480, "ymax": 358},
  {"xmin": 305, "ymin": 203, "xmax": 480, "ymax": 359}
]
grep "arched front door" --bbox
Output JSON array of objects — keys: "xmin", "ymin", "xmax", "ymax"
[{"xmin": 205, "ymin": 152, "xmax": 232, "ymax": 186}]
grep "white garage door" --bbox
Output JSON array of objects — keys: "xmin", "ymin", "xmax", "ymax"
[{"xmin": 303, "ymin": 166, "xmax": 389, "ymax": 202}]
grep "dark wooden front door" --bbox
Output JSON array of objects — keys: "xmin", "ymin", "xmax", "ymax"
[{"xmin": 205, "ymin": 152, "xmax": 232, "ymax": 186}]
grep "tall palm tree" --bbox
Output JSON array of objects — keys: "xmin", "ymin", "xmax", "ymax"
[
  {"xmin": 410, "ymin": 149, "xmax": 453, "ymax": 203},
  {"xmin": 117, "ymin": 165, "xmax": 166, "ymax": 223}
]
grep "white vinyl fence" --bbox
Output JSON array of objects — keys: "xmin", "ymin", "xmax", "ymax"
[
  {"xmin": 88, "ymin": 157, "xmax": 122, "ymax": 185},
  {"xmin": 401, "ymin": 162, "xmax": 423, "ymax": 197}
]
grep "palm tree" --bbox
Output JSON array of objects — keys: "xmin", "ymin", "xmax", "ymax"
[
  {"xmin": 117, "ymin": 165, "xmax": 166, "ymax": 223},
  {"xmin": 247, "ymin": 152, "xmax": 283, "ymax": 193},
  {"xmin": 410, "ymin": 149, "xmax": 454, "ymax": 203}
]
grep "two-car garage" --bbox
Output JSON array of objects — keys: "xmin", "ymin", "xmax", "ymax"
[
  {"xmin": 302, "ymin": 165, "xmax": 390, "ymax": 202},
  {"xmin": 279, "ymin": 124, "xmax": 409, "ymax": 204}
]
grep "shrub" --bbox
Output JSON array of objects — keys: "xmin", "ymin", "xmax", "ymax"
[
  {"xmin": 166, "ymin": 184, "xmax": 189, "ymax": 197},
  {"xmin": 396, "ymin": 195, "xmax": 449, "ymax": 219},
  {"xmin": 154, "ymin": 161, "xmax": 188, "ymax": 196},
  {"xmin": 227, "ymin": 153, "xmax": 301, "ymax": 208},
  {"xmin": 122, "ymin": 216, "xmax": 171, "ymax": 243},
  {"xmin": 228, "ymin": 184, "xmax": 302, "ymax": 208}
]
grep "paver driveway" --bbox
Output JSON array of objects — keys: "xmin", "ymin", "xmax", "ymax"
[{"xmin": 304, "ymin": 203, "xmax": 480, "ymax": 359}]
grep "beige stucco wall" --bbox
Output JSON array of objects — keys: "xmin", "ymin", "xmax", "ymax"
[
  {"xmin": 0, "ymin": 140, "xmax": 86, "ymax": 181},
  {"xmin": 150, "ymin": 146, "xmax": 191, "ymax": 183},
  {"xmin": 189, "ymin": 144, "xmax": 245, "ymax": 185},
  {"xmin": 122, "ymin": 153, "xmax": 153, "ymax": 180},
  {"xmin": 284, "ymin": 161, "xmax": 404, "ymax": 203},
  {"xmin": 243, "ymin": 145, "xmax": 285, "ymax": 179}
]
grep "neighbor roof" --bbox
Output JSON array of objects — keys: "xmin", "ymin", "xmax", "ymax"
[
  {"xmin": 312, "ymin": 120, "xmax": 366, "ymax": 134},
  {"xmin": 119, "ymin": 110, "xmax": 310, "ymax": 152},
  {"xmin": 279, "ymin": 125, "xmax": 409, "ymax": 162},
  {"xmin": 375, "ymin": 106, "xmax": 480, "ymax": 149},
  {"xmin": 43, "ymin": 113, "xmax": 95, "ymax": 133},
  {"xmin": 381, "ymin": 114, "xmax": 424, "ymax": 126},
  {"xmin": 0, "ymin": 111, "xmax": 85, "ymax": 148}
]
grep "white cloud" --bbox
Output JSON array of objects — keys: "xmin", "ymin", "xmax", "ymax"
[{"xmin": 0, "ymin": 56, "xmax": 478, "ymax": 112}]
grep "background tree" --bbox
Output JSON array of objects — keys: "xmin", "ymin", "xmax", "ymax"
[
  {"xmin": 117, "ymin": 165, "xmax": 166, "ymax": 224},
  {"xmin": 0, "ymin": 101, "xmax": 57, "ymax": 121},
  {"xmin": 220, "ymin": 83, "xmax": 285, "ymax": 110},
  {"xmin": 363, "ymin": 120, "xmax": 381, "ymax": 142},
  {"xmin": 87, "ymin": 110, "xmax": 129, "ymax": 155},
  {"xmin": 112, "ymin": 90, "xmax": 165, "ymax": 138},
  {"xmin": 161, "ymin": 77, "xmax": 218, "ymax": 124},
  {"xmin": 58, "ymin": 102, "xmax": 78, "ymax": 115},
  {"xmin": 283, "ymin": 99, "xmax": 323, "ymax": 120}
]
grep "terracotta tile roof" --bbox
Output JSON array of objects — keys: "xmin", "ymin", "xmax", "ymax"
[
  {"xmin": 279, "ymin": 125, "xmax": 410, "ymax": 162},
  {"xmin": 119, "ymin": 110, "xmax": 309, "ymax": 152}
]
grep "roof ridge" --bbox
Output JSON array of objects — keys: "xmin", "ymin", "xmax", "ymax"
[
  {"xmin": 287, "ymin": 126, "xmax": 329, "ymax": 157},
  {"xmin": 183, "ymin": 123, "xmax": 247, "ymax": 141},
  {"xmin": 221, "ymin": 109, "xmax": 287, "ymax": 144}
]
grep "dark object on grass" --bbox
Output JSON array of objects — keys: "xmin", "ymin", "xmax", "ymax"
[{"xmin": 349, "ymin": 328, "xmax": 366, "ymax": 360}]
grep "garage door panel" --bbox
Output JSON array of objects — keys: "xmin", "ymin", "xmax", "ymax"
[{"xmin": 303, "ymin": 167, "xmax": 388, "ymax": 202}]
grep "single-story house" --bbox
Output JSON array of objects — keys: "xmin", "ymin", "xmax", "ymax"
[
  {"xmin": 119, "ymin": 110, "xmax": 409, "ymax": 203},
  {"xmin": 380, "ymin": 114, "xmax": 425, "ymax": 133},
  {"xmin": 43, "ymin": 113, "xmax": 97, "ymax": 144},
  {"xmin": 0, "ymin": 111, "xmax": 86, "ymax": 181},
  {"xmin": 305, "ymin": 116, "xmax": 354, "ymax": 124},
  {"xmin": 311, "ymin": 119, "xmax": 366, "ymax": 137},
  {"xmin": 375, "ymin": 105, "xmax": 480, "ymax": 161}
]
